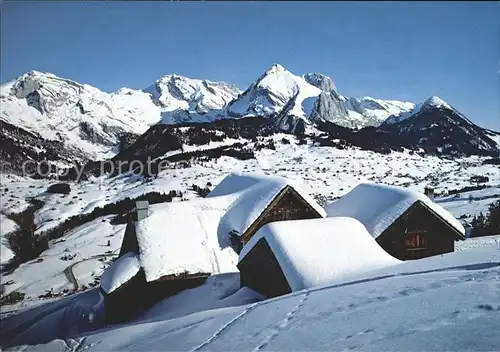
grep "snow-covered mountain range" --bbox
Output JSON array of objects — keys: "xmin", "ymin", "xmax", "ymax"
[
  {"xmin": 0, "ymin": 71, "xmax": 161, "ymax": 160},
  {"xmin": 143, "ymin": 74, "xmax": 241, "ymax": 125},
  {"xmin": 226, "ymin": 64, "xmax": 416, "ymax": 131},
  {"xmin": 0, "ymin": 64, "xmax": 498, "ymax": 173}
]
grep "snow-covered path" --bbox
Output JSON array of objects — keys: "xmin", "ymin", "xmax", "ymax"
[{"xmin": 4, "ymin": 246, "xmax": 499, "ymax": 352}]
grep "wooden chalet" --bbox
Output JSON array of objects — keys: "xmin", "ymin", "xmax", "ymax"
[
  {"xmin": 102, "ymin": 173, "xmax": 325, "ymax": 323},
  {"xmin": 239, "ymin": 185, "xmax": 324, "ymax": 245},
  {"xmin": 237, "ymin": 217, "xmax": 400, "ymax": 298},
  {"xmin": 99, "ymin": 253, "xmax": 145, "ymax": 325},
  {"xmin": 209, "ymin": 172, "xmax": 326, "ymax": 252},
  {"xmin": 324, "ymin": 183, "xmax": 466, "ymax": 260}
]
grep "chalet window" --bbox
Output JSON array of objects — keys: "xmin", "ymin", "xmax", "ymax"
[
  {"xmin": 405, "ymin": 230, "xmax": 428, "ymax": 250},
  {"xmin": 272, "ymin": 207, "xmax": 302, "ymax": 221}
]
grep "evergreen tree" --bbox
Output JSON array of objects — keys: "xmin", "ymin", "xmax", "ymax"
[
  {"xmin": 485, "ymin": 200, "xmax": 500, "ymax": 230},
  {"xmin": 470, "ymin": 212, "xmax": 486, "ymax": 236}
]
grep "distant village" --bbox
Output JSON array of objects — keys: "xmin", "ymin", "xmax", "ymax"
[{"xmin": 100, "ymin": 173, "xmax": 466, "ymax": 324}]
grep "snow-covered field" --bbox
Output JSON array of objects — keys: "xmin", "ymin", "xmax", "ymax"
[
  {"xmin": 1, "ymin": 139, "xmax": 499, "ymax": 309},
  {"xmin": 456, "ymin": 235, "xmax": 500, "ymax": 251},
  {"xmin": 1, "ymin": 245, "xmax": 499, "ymax": 351},
  {"xmin": 0, "ymin": 216, "xmax": 125, "ymax": 309}
]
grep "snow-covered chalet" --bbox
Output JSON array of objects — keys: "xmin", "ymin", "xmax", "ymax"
[
  {"xmin": 237, "ymin": 217, "xmax": 401, "ymax": 298},
  {"xmin": 100, "ymin": 172, "xmax": 325, "ymax": 323},
  {"xmin": 324, "ymin": 183, "xmax": 466, "ymax": 260}
]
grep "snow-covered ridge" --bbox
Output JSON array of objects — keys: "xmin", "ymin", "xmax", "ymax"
[
  {"xmin": 422, "ymin": 96, "xmax": 452, "ymax": 110},
  {"xmin": 384, "ymin": 95, "xmax": 454, "ymax": 125},
  {"xmin": 1, "ymin": 71, "xmax": 162, "ymax": 160},
  {"xmin": 342, "ymin": 96, "xmax": 415, "ymax": 128},
  {"xmin": 143, "ymin": 74, "xmax": 241, "ymax": 124}
]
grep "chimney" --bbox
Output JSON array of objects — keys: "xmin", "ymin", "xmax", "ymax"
[
  {"xmin": 135, "ymin": 200, "xmax": 149, "ymax": 221},
  {"xmin": 424, "ymin": 186, "xmax": 435, "ymax": 201}
]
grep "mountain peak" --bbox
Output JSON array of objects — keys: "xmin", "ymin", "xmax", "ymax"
[
  {"xmin": 20, "ymin": 70, "xmax": 52, "ymax": 78},
  {"xmin": 265, "ymin": 63, "xmax": 287, "ymax": 75},
  {"xmin": 422, "ymin": 96, "xmax": 451, "ymax": 110},
  {"xmin": 156, "ymin": 73, "xmax": 188, "ymax": 82}
]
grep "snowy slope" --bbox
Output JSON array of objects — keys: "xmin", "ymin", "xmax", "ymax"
[
  {"xmin": 0, "ymin": 71, "xmax": 162, "ymax": 160},
  {"xmin": 0, "ymin": 214, "xmax": 17, "ymax": 265},
  {"xmin": 144, "ymin": 74, "xmax": 240, "ymax": 124},
  {"xmin": 1, "ymin": 141, "xmax": 499, "ymax": 240},
  {"xmin": 2, "ymin": 245, "xmax": 499, "ymax": 351},
  {"xmin": 0, "ymin": 215, "xmax": 126, "ymax": 303}
]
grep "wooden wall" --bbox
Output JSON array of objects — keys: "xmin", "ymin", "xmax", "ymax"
[
  {"xmin": 103, "ymin": 269, "xmax": 146, "ymax": 325},
  {"xmin": 242, "ymin": 187, "xmax": 322, "ymax": 244},
  {"xmin": 377, "ymin": 202, "xmax": 457, "ymax": 260},
  {"xmin": 238, "ymin": 238, "xmax": 291, "ymax": 298}
]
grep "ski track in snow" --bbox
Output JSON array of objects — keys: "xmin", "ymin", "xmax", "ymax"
[
  {"xmin": 189, "ymin": 262, "xmax": 499, "ymax": 351},
  {"xmin": 253, "ymin": 290, "xmax": 310, "ymax": 351},
  {"xmin": 189, "ymin": 302, "xmax": 259, "ymax": 352}
]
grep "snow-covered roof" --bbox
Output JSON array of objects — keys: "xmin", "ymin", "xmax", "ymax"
[
  {"xmin": 134, "ymin": 198, "xmax": 239, "ymax": 282},
  {"xmin": 100, "ymin": 252, "xmax": 141, "ymax": 294},
  {"xmin": 324, "ymin": 183, "xmax": 465, "ymax": 239},
  {"xmin": 209, "ymin": 172, "xmax": 326, "ymax": 238},
  {"xmin": 133, "ymin": 172, "xmax": 325, "ymax": 282},
  {"xmin": 239, "ymin": 217, "xmax": 401, "ymax": 292}
]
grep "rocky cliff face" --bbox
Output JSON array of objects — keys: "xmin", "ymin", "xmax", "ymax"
[
  {"xmin": 0, "ymin": 65, "xmax": 419, "ymax": 159},
  {"xmin": 302, "ymin": 72, "xmax": 339, "ymax": 94},
  {"xmin": 303, "ymin": 73, "xmax": 349, "ymax": 125}
]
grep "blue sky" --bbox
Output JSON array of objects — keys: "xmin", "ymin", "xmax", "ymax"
[{"xmin": 1, "ymin": 1, "xmax": 498, "ymax": 130}]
